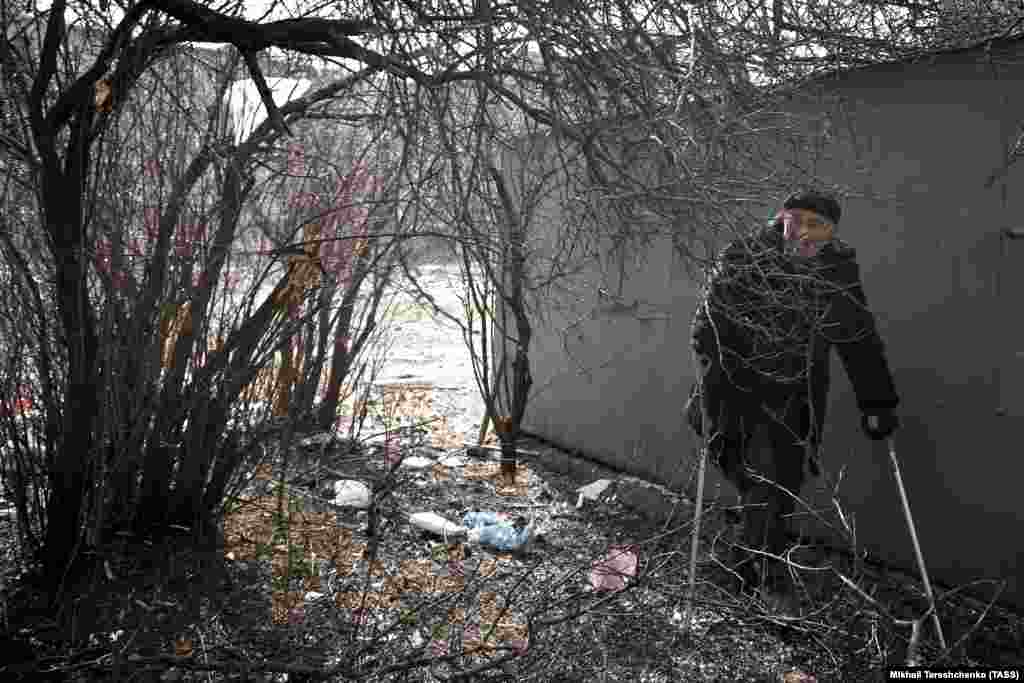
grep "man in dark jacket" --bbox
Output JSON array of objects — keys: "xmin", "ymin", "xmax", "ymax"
[{"xmin": 686, "ymin": 190, "xmax": 900, "ymax": 599}]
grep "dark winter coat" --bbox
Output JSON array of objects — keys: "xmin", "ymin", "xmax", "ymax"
[{"xmin": 686, "ymin": 223, "xmax": 899, "ymax": 455}]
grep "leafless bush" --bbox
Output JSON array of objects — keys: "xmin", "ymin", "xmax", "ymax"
[{"xmin": 1, "ymin": 0, "xmax": 1021, "ymax": 675}]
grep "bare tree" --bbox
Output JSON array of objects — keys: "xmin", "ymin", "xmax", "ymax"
[
  {"xmin": 1, "ymin": 0, "xmax": 1020, "ymax": 633},
  {"xmin": 0, "ymin": 1, "xmax": 426, "ymax": 597}
]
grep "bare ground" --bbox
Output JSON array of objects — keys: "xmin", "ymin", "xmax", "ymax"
[{"xmin": 0, "ymin": 262, "xmax": 1021, "ymax": 682}]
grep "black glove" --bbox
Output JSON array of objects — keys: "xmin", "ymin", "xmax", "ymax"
[{"xmin": 861, "ymin": 409, "xmax": 899, "ymax": 440}]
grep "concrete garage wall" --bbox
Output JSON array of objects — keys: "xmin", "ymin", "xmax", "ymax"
[
  {"xmin": 523, "ymin": 232, "xmax": 703, "ymax": 488},
  {"xmin": 505, "ymin": 41, "xmax": 1024, "ymax": 608}
]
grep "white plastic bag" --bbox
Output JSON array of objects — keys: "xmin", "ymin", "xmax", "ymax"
[
  {"xmin": 400, "ymin": 456, "xmax": 434, "ymax": 469},
  {"xmin": 409, "ymin": 512, "xmax": 466, "ymax": 538},
  {"xmin": 332, "ymin": 480, "xmax": 371, "ymax": 508},
  {"xmin": 575, "ymin": 479, "xmax": 614, "ymax": 509}
]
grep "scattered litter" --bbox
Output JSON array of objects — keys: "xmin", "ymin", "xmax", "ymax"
[
  {"xmin": 575, "ymin": 479, "xmax": 615, "ymax": 508},
  {"xmin": 409, "ymin": 512, "xmax": 467, "ymax": 539},
  {"xmin": 332, "ymin": 480, "xmax": 371, "ymax": 508},
  {"xmin": 299, "ymin": 433, "xmax": 334, "ymax": 447},
  {"xmin": 589, "ymin": 545, "xmax": 638, "ymax": 592},
  {"xmin": 463, "ymin": 511, "xmax": 533, "ymax": 552},
  {"xmin": 439, "ymin": 454, "xmax": 468, "ymax": 468},
  {"xmin": 409, "ymin": 629, "xmax": 425, "ymax": 649},
  {"xmin": 462, "ymin": 443, "xmax": 541, "ymax": 458},
  {"xmin": 400, "ymin": 455, "xmax": 434, "ymax": 469}
]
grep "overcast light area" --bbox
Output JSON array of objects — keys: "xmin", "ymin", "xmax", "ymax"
[{"xmin": 23, "ymin": 0, "xmax": 919, "ymax": 90}]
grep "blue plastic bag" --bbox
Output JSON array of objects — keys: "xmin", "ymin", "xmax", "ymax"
[{"xmin": 462, "ymin": 511, "xmax": 531, "ymax": 552}]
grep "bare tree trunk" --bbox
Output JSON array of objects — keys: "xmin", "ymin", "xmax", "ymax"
[
  {"xmin": 317, "ymin": 295, "xmax": 358, "ymax": 430},
  {"xmin": 273, "ymin": 336, "xmax": 296, "ymax": 418},
  {"xmin": 40, "ymin": 149, "xmax": 100, "ymax": 592},
  {"xmin": 315, "ymin": 244, "xmax": 388, "ymax": 431},
  {"xmin": 489, "ymin": 164, "xmax": 532, "ymax": 477}
]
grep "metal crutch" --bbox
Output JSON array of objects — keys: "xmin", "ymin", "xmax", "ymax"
[
  {"xmin": 682, "ymin": 353, "xmax": 710, "ymax": 633},
  {"xmin": 886, "ymin": 436, "xmax": 947, "ymax": 652}
]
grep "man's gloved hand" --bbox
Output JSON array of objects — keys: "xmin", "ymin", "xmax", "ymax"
[{"xmin": 861, "ymin": 410, "xmax": 899, "ymax": 440}]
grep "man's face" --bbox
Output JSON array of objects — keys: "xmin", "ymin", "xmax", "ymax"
[{"xmin": 782, "ymin": 208, "xmax": 834, "ymax": 258}]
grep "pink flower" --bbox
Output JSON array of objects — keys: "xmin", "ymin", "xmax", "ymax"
[
  {"xmin": 143, "ymin": 207, "xmax": 160, "ymax": 239},
  {"xmin": 288, "ymin": 191, "xmax": 321, "ymax": 209},
  {"xmin": 347, "ymin": 207, "xmax": 369, "ymax": 233},
  {"xmin": 383, "ymin": 438, "xmax": 401, "ymax": 467},
  {"xmin": 143, "ymin": 159, "xmax": 161, "ymax": 177},
  {"xmin": 335, "ymin": 415, "xmax": 353, "ymax": 434},
  {"xmin": 345, "ymin": 162, "xmax": 379, "ymax": 193},
  {"xmin": 94, "ymin": 240, "xmax": 112, "ymax": 272},
  {"xmin": 321, "ymin": 239, "xmax": 350, "ymax": 274},
  {"xmin": 509, "ymin": 638, "xmax": 528, "ymax": 657},
  {"xmin": 429, "ymin": 639, "xmax": 449, "ymax": 657},
  {"xmin": 334, "ymin": 259, "xmax": 354, "ymax": 289},
  {"xmin": 175, "ymin": 224, "xmax": 204, "ymax": 258},
  {"xmin": 447, "ymin": 560, "xmax": 465, "ymax": 577},
  {"xmin": 588, "ymin": 545, "xmax": 638, "ymax": 593},
  {"xmin": 352, "ymin": 219, "xmax": 368, "ymax": 240},
  {"xmin": 335, "ymin": 261, "xmax": 354, "ymax": 284},
  {"xmin": 223, "ymin": 270, "xmax": 241, "ymax": 291},
  {"xmin": 334, "ymin": 176, "xmax": 355, "ymax": 206},
  {"xmin": 110, "ymin": 269, "xmax": 129, "ymax": 290},
  {"xmin": 4, "ymin": 386, "xmax": 34, "ymax": 417},
  {"xmin": 321, "ymin": 205, "xmax": 350, "ymax": 234},
  {"xmin": 323, "ymin": 163, "xmax": 381, "ymax": 233},
  {"xmin": 287, "ymin": 605, "xmax": 305, "ymax": 626}
]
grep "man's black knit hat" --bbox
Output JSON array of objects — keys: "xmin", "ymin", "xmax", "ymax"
[{"xmin": 783, "ymin": 191, "xmax": 841, "ymax": 225}]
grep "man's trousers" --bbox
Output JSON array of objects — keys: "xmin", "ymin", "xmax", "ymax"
[{"xmin": 712, "ymin": 394, "xmax": 813, "ymax": 592}]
